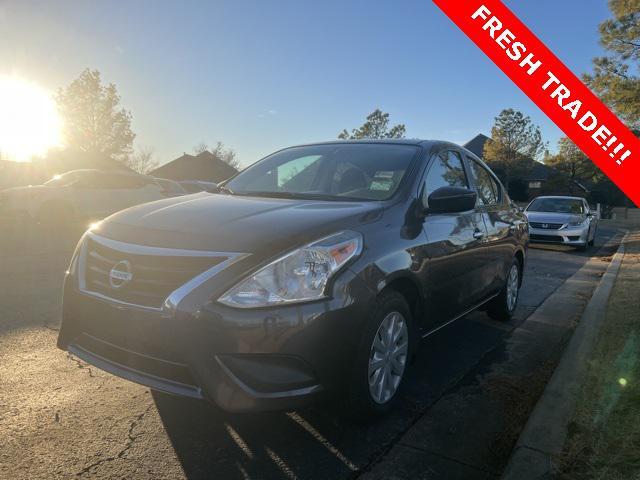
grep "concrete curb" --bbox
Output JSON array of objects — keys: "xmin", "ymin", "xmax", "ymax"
[{"xmin": 501, "ymin": 231, "xmax": 629, "ymax": 480}]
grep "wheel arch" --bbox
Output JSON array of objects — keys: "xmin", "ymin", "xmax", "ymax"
[
  {"xmin": 378, "ymin": 274, "xmax": 423, "ymax": 327},
  {"xmin": 514, "ymin": 248, "xmax": 525, "ymax": 286}
]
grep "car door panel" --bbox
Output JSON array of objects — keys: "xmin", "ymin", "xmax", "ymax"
[
  {"xmin": 420, "ymin": 149, "xmax": 489, "ymax": 326},
  {"xmin": 465, "ymin": 157, "xmax": 515, "ymax": 298},
  {"xmin": 424, "ymin": 211, "xmax": 488, "ymax": 323}
]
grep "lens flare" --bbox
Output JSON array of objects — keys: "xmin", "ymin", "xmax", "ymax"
[{"xmin": 0, "ymin": 75, "xmax": 62, "ymax": 161}]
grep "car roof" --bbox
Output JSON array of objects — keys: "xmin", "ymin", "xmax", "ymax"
[
  {"xmin": 179, "ymin": 180, "xmax": 217, "ymax": 185},
  {"xmin": 286, "ymin": 138, "xmax": 448, "ymax": 147},
  {"xmin": 155, "ymin": 177, "xmax": 179, "ymax": 183},
  {"xmin": 65, "ymin": 169, "xmax": 148, "ymax": 178},
  {"xmin": 532, "ymin": 196, "xmax": 586, "ymax": 200},
  {"xmin": 281, "ymin": 139, "xmax": 477, "ymax": 158}
]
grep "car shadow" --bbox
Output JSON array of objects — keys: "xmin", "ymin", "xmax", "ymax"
[{"xmin": 152, "ymin": 312, "xmax": 508, "ymax": 480}]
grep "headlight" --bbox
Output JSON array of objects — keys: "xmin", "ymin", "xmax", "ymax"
[
  {"xmin": 218, "ymin": 230, "xmax": 363, "ymax": 308},
  {"xmin": 566, "ymin": 219, "xmax": 588, "ymax": 228}
]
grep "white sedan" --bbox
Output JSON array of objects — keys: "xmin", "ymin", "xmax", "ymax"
[
  {"xmin": 524, "ymin": 196, "xmax": 598, "ymax": 251},
  {"xmin": 0, "ymin": 169, "xmax": 170, "ymax": 225}
]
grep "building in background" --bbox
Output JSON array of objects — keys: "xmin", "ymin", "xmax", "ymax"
[
  {"xmin": 150, "ymin": 151, "xmax": 238, "ymax": 183},
  {"xmin": 462, "ymin": 134, "xmax": 588, "ymax": 201}
]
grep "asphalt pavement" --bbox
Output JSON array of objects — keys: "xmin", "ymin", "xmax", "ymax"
[{"xmin": 0, "ymin": 223, "xmax": 620, "ymax": 479}]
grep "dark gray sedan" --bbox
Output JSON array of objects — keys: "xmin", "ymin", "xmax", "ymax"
[{"xmin": 58, "ymin": 140, "xmax": 528, "ymax": 418}]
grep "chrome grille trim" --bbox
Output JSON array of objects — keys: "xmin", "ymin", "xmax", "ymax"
[
  {"xmin": 78, "ymin": 232, "xmax": 249, "ymax": 313},
  {"xmin": 529, "ymin": 222, "xmax": 565, "ymax": 230}
]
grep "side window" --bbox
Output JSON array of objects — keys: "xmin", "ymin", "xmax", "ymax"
[
  {"xmin": 423, "ymin": 150, "xmax": 468, "ymax": 203},
  {"xmin": 468, "ymin": 160, "xmax": 499, "ymax": 206},
  {"xmin": 116, "ymin": 174, "xmax": 152, "ymax": 190}
]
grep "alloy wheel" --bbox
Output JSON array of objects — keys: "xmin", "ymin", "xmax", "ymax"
[{"xmin": 368, "ymin": 311, "xmax": 408, "ymax": 404}]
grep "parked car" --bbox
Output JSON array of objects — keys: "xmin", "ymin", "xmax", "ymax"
[
  {"xmin": 57, "ymin": 140, "xmax": 528, "ymax": 418},
  {"xmin": 0, "ymin": 169, "xmax": 169, "ymax": 225},
  {"xmin": 154, "ymin": 178, "xmax": 188, "ymax": 197},
  {"xmin": 178, "ymin": 180, "xmax": 219, "ymax": 193},
  {"xmin": 524, "ymin": 196, "xmax": 598, "ymax": 251}
]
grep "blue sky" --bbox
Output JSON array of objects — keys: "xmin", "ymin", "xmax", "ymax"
[{"xmin": 0, "ymin": 0, "xmax": 612, "ymax": 167}]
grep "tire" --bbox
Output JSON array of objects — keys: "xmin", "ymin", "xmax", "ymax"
[
  {"xmin": 588, "ymin": 227, "xmax": 597, "ymax": 247},
  {"xmin": 347, "ymin": 290, "xmax": 413, "ymax": 420},
  {"xmin": 487, "ymin": 259, "xmax": 521, "ymax": 322}
]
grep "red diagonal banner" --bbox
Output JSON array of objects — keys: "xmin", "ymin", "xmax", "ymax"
[{"xmin": 433, "ymin": 0, "xmax": 640, "ymax": 207}]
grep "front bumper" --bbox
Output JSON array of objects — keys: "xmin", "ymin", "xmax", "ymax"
[
  {"xmin": 528, "ymin": 225, "xmax": 589, "ymax": 245},
  {"xmin": 57, "ymin": 268, "xmax": 374, "ymax": 412}
]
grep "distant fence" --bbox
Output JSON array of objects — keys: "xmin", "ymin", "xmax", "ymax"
[{"xmin": 611, "ymin": 207, "xmax": 640, "ymax": 226}]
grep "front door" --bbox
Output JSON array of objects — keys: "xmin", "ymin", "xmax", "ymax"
[{"xmin": 421, "ymin": 150, "xmax": 488, "ymax": 326}]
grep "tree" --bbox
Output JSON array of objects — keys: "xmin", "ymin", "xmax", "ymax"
[
  {"xmin": 583, "ymin": 0, "xmax": 640, "ymax": 129},
  {"xmin": 193, "ymin": 141, "xmax": 241, "ymax": 170},
  {"xmin": 338, "ymin": 109, "xmax": 406, "ymax": 139},
  {"xmin": 483, "ymin": 108, "xmax": 546, "ymax": 190},
  {"xmin": 56, "ymin": 69, "xmax": 135, "ymax": 164},
  {"xmin": 126, "ymin": 146, "xmax": 159, "ymax": 174},
  {"xmin": 193, "ymin": 142, "xmax": 209, "ymax": 155},
  {"xmin": 545, "ymin": 137, "xmax": 598, "ymax": 184}
]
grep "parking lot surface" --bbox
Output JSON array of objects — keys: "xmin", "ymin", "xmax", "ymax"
[{"xmin": 0, "ymin": 223, "xmax": 620, "ymax": 479}]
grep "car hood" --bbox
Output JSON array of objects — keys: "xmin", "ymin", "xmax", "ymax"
[
  {"xmin": 96, "ymin": 192, "xmax": 383, "ymax": 255},
  {"xmin": 525, "ymin": 211, "xmax": 585, "ymax": 224}
]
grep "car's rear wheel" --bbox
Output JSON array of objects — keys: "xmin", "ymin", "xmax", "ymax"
[
  {"xmin": 347, "ymin": 291, "xmax": 412, "ymax": 420},
  {"xmin": 487, "ymin": 259, "xmax": 521, "ymax": 322}
]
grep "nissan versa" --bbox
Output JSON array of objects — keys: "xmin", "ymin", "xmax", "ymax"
[{"xmin": 58, "ymin": 140, "xmax": 528, "ymax": 418}]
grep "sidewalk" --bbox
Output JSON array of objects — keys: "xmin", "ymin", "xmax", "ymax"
[{"xmin": 502, "ymin": 230, "xmax": 639, "ymax": 480}]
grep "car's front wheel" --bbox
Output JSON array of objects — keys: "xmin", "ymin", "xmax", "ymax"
[
  {"xmin": 347, "ymin": 291, "xmax": 412, "ymax": 420},
  {"xmin": 487, "ymin": 259, "xmax": 521, "ymax": 322}
]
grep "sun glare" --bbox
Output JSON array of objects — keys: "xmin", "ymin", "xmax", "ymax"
[{"xmin": 0, "ymin": 75, "xmax": 62, "ymax": 161}]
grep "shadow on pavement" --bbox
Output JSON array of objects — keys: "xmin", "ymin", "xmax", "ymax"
[{"xmin": 152, "ymin": 313, "xmax": 508, "ymax": 480}]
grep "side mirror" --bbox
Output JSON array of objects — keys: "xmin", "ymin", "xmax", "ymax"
[{"xmin": 426, "ymin": 186, "xmax": 477, "ymax": 214}]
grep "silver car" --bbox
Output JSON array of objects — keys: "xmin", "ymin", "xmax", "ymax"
[{"xmin": 524, "ymin": 196, "xmax": 598, "ymax": 251}]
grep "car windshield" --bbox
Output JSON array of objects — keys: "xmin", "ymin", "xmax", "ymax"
[
  {"xmin": 527, "ymin": 197, "xmax": 585, "ymax": 214},
  {"xmin": 224, "ymin": 143, "xmax": 418, "ymax": 201},
  {"xmin": 44, "ymin": 172, "xmax": 77, "ymax": 187}
]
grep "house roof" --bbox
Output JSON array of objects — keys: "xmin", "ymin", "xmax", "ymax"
[
  {"xmin": 463, "ymin": 134, "xmax": 491, "ymax": 158},
  {"xmin": 524, "ymin": 161, "xmax": 555, "ymax": 181},
  {"xmin": 151, "ymin": 151, "xmax": 238, "ymax": 182}
]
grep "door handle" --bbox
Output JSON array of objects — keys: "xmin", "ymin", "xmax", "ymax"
[{"xmin": 473, "ymin": 230, "xmax": 485, "ymax": 239}]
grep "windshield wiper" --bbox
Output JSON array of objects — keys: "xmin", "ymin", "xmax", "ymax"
[{"xmin": 216, "ymin": 185, "xmax": 235, "ymax": 195}]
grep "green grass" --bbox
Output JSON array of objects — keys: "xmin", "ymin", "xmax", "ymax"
[{"xmin": 559, "ymin": 233, "xmax": 640, "ymax": 480}]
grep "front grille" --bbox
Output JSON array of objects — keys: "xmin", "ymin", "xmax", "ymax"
[
  {"xmin": 530, "ymin": 234, "xmax": 563, "ymax": 243},
  {"xmin": 529, "ymin": 222, "xmax": 564, "ymax": 230},
  {"xmin": 83, "ymin": 237, "xmax": 227, "ymax": 309}
]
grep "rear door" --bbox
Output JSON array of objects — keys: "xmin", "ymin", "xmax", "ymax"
[
  {"xmin": 465, "ymin": 157, "xmax": 516, "ymax": 297},
  {"xmin": 70, "ymin": 172, "xmax": 114, "ymax": 218},
  {"xmin": 422, "ymin": 149, "xmax": 489, "ymax": 325},
  {"xmin": 107, "ymin": 174, "xmax": 165, "ymax": 213}
]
